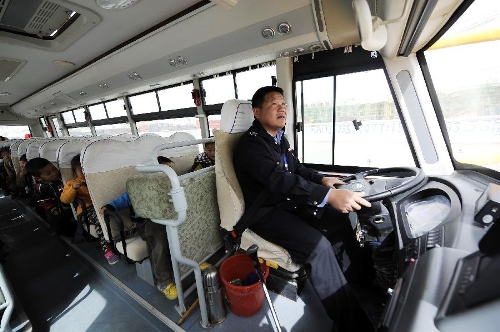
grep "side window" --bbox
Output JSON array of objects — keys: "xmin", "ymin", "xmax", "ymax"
[
  {"xmin": 424, "ymin": 0, "xmax": 500, "ymax": 172},
  {"xmin": 135, "ymin": 118, "xmax": 201, "ymax": 139},
  {"xmin": 297, "ymin": 69, "xmax": 415, "ymax": 168}
]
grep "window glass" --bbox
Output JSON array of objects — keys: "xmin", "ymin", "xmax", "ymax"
[
  {"xmin": 208, "ymin": 114, "xmax": 221, "ymax": 134},
  {"xmin": 74, "ymin": 108, "xmax": 86, "ymax": 122},
  {"xmin": 424, "ymin": 0, "xmax": 500, "ymax": 172},
  {"xmin": 136, "ymin": 118, "xmax": 201, "ymax": 138},
  {"xmin": 50, "ymin": 117, "xmax": 62, "ymax": 137},
  {"xmin": 129, "ymin": 92, "xmax": 159, "ymax": 115},
  {"xmin": 105, "ymin": 99, "xmax": 127, "ymax": 118},
  {"xmin": 89, "ymin": 104, "xmax": 107, "ymax": 120},
  {"xmin": 0, "ymin": 125, "xmax": 31, "ymax": 139},
  {"xmin": 158, "ymin": 83, "xmax": 194, "ymax": 111},
  {"xmin": 236, "ymin": 64, "xmax": 276, "ymax": 100},
  {"xmin": 68, "ymin": 127, "xmax": 91, "ymax": 137},
  {"xmin": 94, "ymin": 123, "xmax": 131, "ymax": 136},
  {"xmin": 301, "ymin": 77, "xmax": 334, "ymax": 164},
  {"xmin": 334, "ymin": 70, "xmax": 413, "ymax": 167},
  {"xmin": 202, "ymin": 75, "xmax": 235, "ymax": 105},
  {"xmin": 61, "ymin": 111, "xmax": 75, "ymax": 124},
  {"xmin": 298, "ymin": 70, "xmax": 414, "ymax": 167},
  {"xmin": 39, "ymin": 117, "xmax": 47, "ymax": 127}
]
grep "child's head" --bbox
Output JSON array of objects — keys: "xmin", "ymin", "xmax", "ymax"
[
  {"xmin": 71, "ymin": 154, "xmax": 84, "ymax": 180},
  {"xmin": 204, "ymin": 142, "xmax": 215, "ymax": 161},
  {"xmin": 0, "ymin": 147, "xmax": 10, "ymax": 160},
  {"xmin": 26, "ymin": 157, "xmax": 60, "ymax": 182},
  {"xmin": 157, "ymin": 156, "xmax": 174, "ymax": 167},
  {"xmin": 19, "ymin": 154, "xmax": 27, "ymax": 168}
]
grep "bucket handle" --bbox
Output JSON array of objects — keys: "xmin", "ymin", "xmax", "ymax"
[{"xmin": 224, "ymin": 287, "xmax": 251, "ymax": 304}]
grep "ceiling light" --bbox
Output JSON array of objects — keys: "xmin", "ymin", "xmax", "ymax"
[
  {"xmin": 95, "ymin": 0, "xmax": 141, "ymax": 10},
  {"xmin": 79, "ymin": 91, "xmax": 88, "ymax": 96},
  {"xmin": 277, "ymin": 22, "xmax": 291, "ymax": 34},
  {"xmin": 0, "ymin": 92, "xmax": 11, "ymax": 97},
  {"xmin": 293, "ymin": 48, "xmax": 305, "ymax": 56},
  {"xmin": 309, "ymin": 44, "xmax": 323, "ymax": 52},
  {"xmin": 50, "ymin": 102, "xmax": 57, "ymax": 106},
  {"xmin": 169, "ymin": 56, "xmax": 188, "ymax": 67},
  {"xmin": 99, "ymin": 83, "xmax": 110, "ymax": 90},
  {"xmin": 128, "ymin": 72, "xmax": 142, "ymax": 80},
  {"xmin": 262, "ymin": 26, "xmax": 275, "ymax": 39},
  {"xmin": 192, "ymin": 72, "xmax": 205, "ymax": 78},
  {"xmin": 53, "ymin": 60, "xmax": 76, "ymax": 67}
]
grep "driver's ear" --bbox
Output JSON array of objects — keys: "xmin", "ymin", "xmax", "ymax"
[{"xmin": 253, "ymin": 107, "xmax": 260, "ymax": 119}]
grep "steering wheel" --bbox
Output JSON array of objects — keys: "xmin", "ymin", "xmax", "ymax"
[{"xmin": 336, "ymin": 167, "xmax": 425, "ymax": 202}]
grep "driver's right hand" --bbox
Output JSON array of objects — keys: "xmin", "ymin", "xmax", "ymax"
[{"xmin": 327, "ymin": 189, "xmax": 371, "ymax": 214}]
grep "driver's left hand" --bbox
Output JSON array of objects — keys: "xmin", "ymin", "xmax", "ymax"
[{"xmin": 321, "ymin": 176, "xmax": 345, "ymax": 189}]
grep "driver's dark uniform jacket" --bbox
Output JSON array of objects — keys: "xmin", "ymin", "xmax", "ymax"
[{"xmin": 233, "ymin": 119, "xmax": 374, "ymax": 332}]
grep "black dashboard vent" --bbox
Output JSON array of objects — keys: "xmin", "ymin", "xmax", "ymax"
[{"xmin": 426, "ymin": 226, "xmax": 444, "ymax": 250}]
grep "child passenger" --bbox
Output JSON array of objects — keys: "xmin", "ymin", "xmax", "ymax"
[
  {"xmin": 25, "ymin": 157, "xmax": 76, "ymax": 237},
  {"xmin": 10, "ymin": 154, "xmax": 32, "ymax": 200},
  {"xmin": 100, "ymin": 156, "xmax": 177, "ymax": 300},
  {"xmin": 60, "ymin": 154, "xmax": 120, "ymax": 265},
  {"xmin": 190, "ymin": 142, "xmax": 215, "ymax": 171}
]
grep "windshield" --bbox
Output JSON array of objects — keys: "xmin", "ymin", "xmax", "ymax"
[{"xmin": 424, "ymin": 0, "xmax": 500, "ymax": 172}]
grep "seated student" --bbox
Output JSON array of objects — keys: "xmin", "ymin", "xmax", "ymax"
[
  {"xmin": 26, "ymin": 157, "xmax": 76, "ymax": 237},
  {"xmin": 0, "ymin": 147, "xmax": 15, "ymax": 196},
  {"xmin": 190, "ymin": 142, "xmax": 215, "ymax": 172},
  {"xmin": 10, "ymin": 154, "xmax": 32, "ymax": 200},
  {"xmin": 100, "ymin": 156, "xmax": 177, "ymax": 299},
  {"xmin": 60, "ymin": 154, "xmax": 120, "ymax": 265}
]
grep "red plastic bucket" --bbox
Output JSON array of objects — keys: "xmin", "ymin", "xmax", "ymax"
[{"xmin": 219, "ymin": 254, "xmax": 269, "ymax": 317}]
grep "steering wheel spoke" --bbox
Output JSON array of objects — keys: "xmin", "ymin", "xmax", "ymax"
[{"xmin": 338, "ymin": 167, "xmax": 425, "ymax": 202}]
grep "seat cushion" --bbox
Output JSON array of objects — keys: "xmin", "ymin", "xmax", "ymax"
[{"xmin": 240, "ymin": 229, "xmax": 301, "ymax": 272}]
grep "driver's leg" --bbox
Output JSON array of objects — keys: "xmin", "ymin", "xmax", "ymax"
[
  {"xmin": 300, "ymin": 206, "xmax": 366, "ymax": 284},
  {"xmin": 250, "ymin": 208, "xmax": 374, "ymax": 332}
]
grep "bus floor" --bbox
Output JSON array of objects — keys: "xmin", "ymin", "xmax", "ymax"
[{"xmin": 1, "ymin": 190, "xmax": 378, "ymax": 332}]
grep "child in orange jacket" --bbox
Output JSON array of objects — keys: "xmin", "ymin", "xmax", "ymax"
[{"xmin": 61, "ymin": 154, "xmax": 120, "ymax": 265}]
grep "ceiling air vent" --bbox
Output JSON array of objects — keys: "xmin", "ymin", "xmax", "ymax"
[
  {"xmin": 0, "ymin": 0, "xmax": 100, "ymax": 51},
  {"xmin": 0, "ymin": 57, "xmax": 26, "ymax": 82}
]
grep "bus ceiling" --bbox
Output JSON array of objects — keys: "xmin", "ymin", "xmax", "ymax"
[{"xmin": 1, "ymin": 0, "xmax": 466, "ymax": 119}]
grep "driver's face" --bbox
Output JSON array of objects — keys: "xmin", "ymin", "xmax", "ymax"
[{"xmin": 253, "ymin": 92, "xmax": 287, "ymax": 136}]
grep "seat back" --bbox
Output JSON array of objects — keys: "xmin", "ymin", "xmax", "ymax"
[
  {"xmin": 81, "ymin": 133, "xmax": 198, "ymax": 262},
  {"xmin": 6, "ymin": 140, "xmax": 23, "ymax": 176},
  {"xmin": 214, "ymin": 99, "xmax": 300, "ymax": 272},
  {"xmin": 26, "ymin": 138, "xmax": 54, "ymax": 160},
  {"xmin": 214, "ymin": 99, "xmax": 254, "ymax": 231},
  {"xmin": 127, "ymin": 136, "xmax": 220, "ymax": 325},
  {"xmin": 81, "ymin": 135, "xmax": 167, "ymax": 261},
  {"xmin": 40, "ymin": 139, "xmax": 71, "ymax": 165}
]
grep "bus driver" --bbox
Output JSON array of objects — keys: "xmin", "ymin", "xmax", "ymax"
[{"xmin": 233, "ymin": 86, "xmax": 374, "ymax": 332}]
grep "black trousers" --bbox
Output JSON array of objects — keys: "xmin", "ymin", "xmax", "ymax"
[
  {"xmin": 138, "ymin": 220, "xmax": 173, "ymax": 287},
  {"xmin": 250, "ymin": 204, "xmax": 373, "ymax": 332}
]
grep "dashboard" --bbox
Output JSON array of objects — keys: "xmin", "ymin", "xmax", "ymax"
[{"xmin": 377, "ymin": 172, "xmax": 500, "ymax": 332}]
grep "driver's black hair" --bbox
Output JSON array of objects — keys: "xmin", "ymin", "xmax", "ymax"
[{"xmin": 251, "ymin": 86, "xmax": 284, "ymax": 109}]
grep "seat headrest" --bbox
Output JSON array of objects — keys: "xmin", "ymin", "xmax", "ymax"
[{"xmin": 220, "ymin": 99, "xmax": 253, "ymax": 134}]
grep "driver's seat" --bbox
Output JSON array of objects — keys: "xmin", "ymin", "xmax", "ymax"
[{"xmin": 213, "ymin": 99, "xmax": 302, "ymax": 275}]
